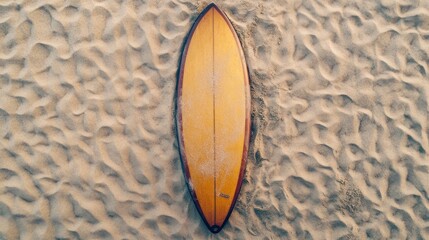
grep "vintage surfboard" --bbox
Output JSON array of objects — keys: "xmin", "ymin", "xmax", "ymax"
[{"xmin": 176, "ymin": 3, "xmax": 250, "ymax": 233}]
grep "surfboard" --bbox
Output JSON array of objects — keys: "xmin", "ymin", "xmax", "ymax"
[{"xmin": 176, "ymin": 3, "xmax": 250, "ymax": 234}]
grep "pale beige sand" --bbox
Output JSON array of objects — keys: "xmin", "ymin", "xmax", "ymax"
[{"xmin": 1, "ymin": 0, "xmax": 429, "ymax": 239}]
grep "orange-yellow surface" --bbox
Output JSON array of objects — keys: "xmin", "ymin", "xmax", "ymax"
[{"xmin": 180, "ymin": 6, "xmax": 247, "ymax": 230}]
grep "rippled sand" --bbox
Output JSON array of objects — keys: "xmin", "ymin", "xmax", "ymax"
[{"xmin": 1, "ymin": 0, "xmax": 428, "ymax": 239}]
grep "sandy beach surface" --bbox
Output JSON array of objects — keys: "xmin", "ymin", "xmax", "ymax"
[{"xmin": 1, "ymin": 0, "xmax": 428, "ymax": 239}]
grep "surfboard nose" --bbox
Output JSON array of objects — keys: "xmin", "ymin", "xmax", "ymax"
[{"xmin": 205, "ymin": 2, "xmax": 218, "ymax": 9}]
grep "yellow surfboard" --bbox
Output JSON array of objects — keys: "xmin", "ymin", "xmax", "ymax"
[{"xmin": 176, "ymin": 3, "xmax": 251, "ymax": 233}]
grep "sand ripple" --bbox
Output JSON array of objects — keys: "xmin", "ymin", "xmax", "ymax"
[{"xmin": 0, "ymin": 0, "xmax": 428, "ymax": 239}]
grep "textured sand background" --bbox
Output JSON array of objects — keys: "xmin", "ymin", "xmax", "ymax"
[{"xmin": 1, "ymin": 0, "xmax": 428, "ymax": 239}]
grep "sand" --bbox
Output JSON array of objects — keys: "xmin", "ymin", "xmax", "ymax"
[{"xmin": 0, "ymin": 0, "xmax": 428, "ymax": 239}]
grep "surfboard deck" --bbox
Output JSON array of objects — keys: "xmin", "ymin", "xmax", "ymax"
[{"xmin": 176, "ymin": 3, "xmax": 250, "ymax": 234}]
